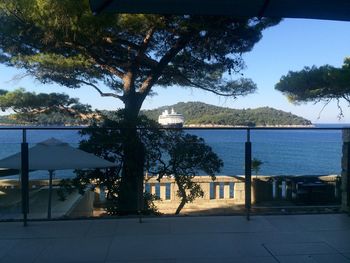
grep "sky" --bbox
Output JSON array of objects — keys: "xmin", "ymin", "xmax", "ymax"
[{"xmin": 1, "ymin": 18, "xmax": 350, "ymax": 123}]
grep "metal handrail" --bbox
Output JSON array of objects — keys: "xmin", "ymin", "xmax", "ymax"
[{"xmin": 0, "ymin": 125, "xmax": 346, "ymax": 225}]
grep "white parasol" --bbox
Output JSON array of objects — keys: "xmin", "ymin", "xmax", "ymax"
[{"xmin": 0, "ymin": 138, "xmax": 115, "ymax": 219}]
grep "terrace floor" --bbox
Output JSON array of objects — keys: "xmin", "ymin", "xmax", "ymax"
[{"xmin": 1, "ymin": 213, "xmax": 350, "ymax": 262}]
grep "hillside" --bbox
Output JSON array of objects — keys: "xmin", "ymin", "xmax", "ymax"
[{"xmin": 142, "ymin": 102, "xmax": 312, "ymax": 127}]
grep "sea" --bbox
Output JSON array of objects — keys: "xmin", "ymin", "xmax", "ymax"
[{"xmin": 0, "ymin": 124, "xmax": 348, "ymax": 179}]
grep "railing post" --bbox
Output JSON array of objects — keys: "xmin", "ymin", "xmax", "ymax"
[
  {"xmin": 21, "ymin": 129, "xmax": 29, "ymax": 226},
  {"xmin": 272, "ymin": 178, "xmax": 276, "ymax": 199},
  {"xmin": 245, "ymin": 128, "xmax": 252, "ymax": 220},
  {"xmin": 341, "ymin": 128, "xmax": 350, "ymax": 212}
]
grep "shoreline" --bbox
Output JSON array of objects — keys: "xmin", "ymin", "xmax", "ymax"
[
  {"xmin": 0, "ymin": 123, "xmax": 315, "ymax": 128},
  {"xmin": 184, "ymin": 124, "xmax": 315, "ymax": 128}
]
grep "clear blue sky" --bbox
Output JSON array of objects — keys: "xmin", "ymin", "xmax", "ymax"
[{"xmin": 1, "ymin": 18, "xmax": 350, "ymax": 123}]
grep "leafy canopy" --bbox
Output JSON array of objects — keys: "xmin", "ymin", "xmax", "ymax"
[
  {"xmin": 0, "ymin": 0, "xmax": 279, "ymax": 213},
  {"xmin": 0, "ymin": 0, "xmax": 280, "ymax": 107},
  {"xmin": 75, "ymin": 112, "xmax": 222, "ymax": 214},
  {"xmin": 0, "ymin": 88, "xmax": 92, "ymax": 123},
  {"xmin": 154, "ymin": 130, "xmax": 223, "ymax": 214},
  {"xmin": 275, "ymin": 58, "xmax": 350, "ymax": 116}
]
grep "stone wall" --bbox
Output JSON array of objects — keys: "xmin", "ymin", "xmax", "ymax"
[
  {"xmin": 144, "ymin": 175, "xmax": 340, "ymax": 214},
  {"xmin": 145, "ymin": 176, "xmax": 247, "ymax": 214}
]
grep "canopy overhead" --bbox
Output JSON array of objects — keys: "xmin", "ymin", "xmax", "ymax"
[
  {"xmin": 89, "ymin": 0, "xmax": 350, "ymax": 22},
  {"xmin": 0, "ymin": 138, "xmax": 114, "ymax": 171}
]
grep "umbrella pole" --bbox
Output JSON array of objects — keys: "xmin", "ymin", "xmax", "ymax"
[
  {"xmin": 21, "ymin": 129, "xmax": 29, "ymax": 227},
  {"xmin": 48, "ymin": 170, "xmax": 54, "ymax": 220},
  {"xmin": 138, "ymin": 175, "xmax": 143, "ymax": 224}
]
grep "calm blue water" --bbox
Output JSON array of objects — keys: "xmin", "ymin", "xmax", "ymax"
[
  {"xmin": 0, "ymin": 124, "xmax": 347, "ymax": 179},
  {"xmin": 190, "ymin": 127, "xmax": 342, "ymax": 176}
]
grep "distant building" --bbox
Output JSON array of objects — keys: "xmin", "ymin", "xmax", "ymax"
[{"xmin": 158, "ymin": 108, "xmax": 184, "ymax": 128}]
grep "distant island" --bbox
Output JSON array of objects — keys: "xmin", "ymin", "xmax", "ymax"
[
  {"xmin": 0, "ymin": 101, "xmax": 312, "ymax": 127},
  {"xmin": 142, "ymin": 102, "xmax": 312, "ymax": 127}
]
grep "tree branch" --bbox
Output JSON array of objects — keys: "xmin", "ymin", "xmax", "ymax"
[
  {"xmin": 124, "ymin": 26, "xmax": 157, "ymax": 96},
  {"xmin": 184, "ymin": 78, "xmax": 238, "ymax": 97},
  {"xmin": 104, "ymin": 36, "xmax": 141, "ymax": 52},
  {"xmin": 138, "ymin": 30, "xmax": 195, "ymax": 96},
  {"xmin": 3, "ymin": 6, "xmax": 26, "ymax": 25},
  {"xmin": 170, "ymin": 69, "xmax": 247, "ymax": 97},
  {"xmin": 139, "ymin": 27, "xmax": 156, "ymax": 56},
  {"xmin": 79, "ymin": 80, "xmax": 123, "ymax": 100},
  {"xmin": 336, "ymin": 98, "xmax": 344, "ymax": 119},
  {"xmin": 342, "ymin": 94, "xmax": 350, "ymax": 104},
  {"xmin": 96, "ymin": 60, "xmax": 125, "ymax": 80},
  {"xmin": 64, "ymin": 41, "xmax": 126, "ymax": 79},
  {"xmin": 317, "ymin": 98, "xmax": 331, "ymax": 120}
]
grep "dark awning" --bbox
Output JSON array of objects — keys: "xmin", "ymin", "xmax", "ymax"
[{"xmin": 89, "ymin": 0, "xmax": 350, "ymax": 22}]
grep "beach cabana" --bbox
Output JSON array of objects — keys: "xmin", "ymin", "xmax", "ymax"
[{"xmin": 0, "ymin": 138, "xmax": 115, "ymax": 219}]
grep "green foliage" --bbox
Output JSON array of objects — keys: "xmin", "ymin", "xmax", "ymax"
[
  {"xmin": 0, "ymin": 88, "xmax": 92, "ymax": 124},
  {"xmin": 75, "ymin": 113, "xmax": 222, "ymax": 215},
  {"xmin": 143, "ymin": 192, "xmax": 162, "ymax": 216},
  {"xmin": 275, "ymin": 58, "xmax": 350, "ymax": 117},
  {"xmin": 142, "ymin": 101, "xmax": 312, "ymax": 126},
  {"xmin": 0, "ymin": 115, "xmax": 18, "ymax": 124},
  {"xmin": 74, "ymin": 112, "xmax": 164, "ymax": 215},
  {"xmin": 57, "ymin": 178, "xmax": 75, "ymax": 201},
  {"xmin": 0, "ymin": 1, "xmax": 279, "ymax": 102},
  {"xmin": 0, "ymin": 1, "xmax": 279, "ymax": 212},
  {"xmin": 154, "ymin": 130, "xmax": 223, "ymax": 214},
  {"xmin": 251, "ymin": 158, "xmax": 263, "ymax": 176}
]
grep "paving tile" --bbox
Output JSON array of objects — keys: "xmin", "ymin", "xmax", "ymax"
[
  {"xmin": 293, "ymin": 214, "xmax": 350, "ymax": 231},
  {"xmin": 314, "ymin": 229, "xmax": 350, "ymax": 253},
  {"xmin": 1, "ymin": 214, "xmax": 350, "ymax": 262},
  {"xmin": 277, "ymin": 255, "xmax": 319, "ymax": 263},
  {"xmin": 226, "ymin": 230, "xmax": 322, "ymax": 244},
  {"xmin": 106, "ymin": 259, "xmax": 176, "ymax": 263},
  {"xmin": 115, "ymin": 220, "xmax": 171, "ymax": 236},
  {"xmin": 226, "ymin": 216, "xmax": 276, "ymax": 233},
  {"xmin": 85, "ymin": 219, "xmax": 119, "ymax": 237},
  {"xmin": 35, "ymin": 237, "xmax": 113, "ymax": 263},
  {"xmin": 169, "ymin": 216, "xmax": 237, "ymax": 234},
  {"xmin": 265, "ymin": 242, "xmax": 338, "ymax": 256},
  {"xmin": 0, "ymin": 239, "xmax": 18, "ymax": 258},
  {"xmin": 176, "ymin": 256, "xmax": 277, "ymax": 263},
  {"xmin": 265, "ymin": 215, "xmax": 307, "ymax": 232},
  {"xmin": 171, "ymin": 232, "xmax": 271, "ymax": 258},
  {"xmin": 0, "ymin": 221, "xmax": 35, "ymax": 239},
  {"xmin": 28, "ymin": 220, "xmax": 92, "ymax": 238},
  {"xmin": 107, "ymin": 235, "xmax": 173, "ymax": 261},
  {"xmin": 277, "ymin": 253, "xmax": 350, "ymax": 263},
  {"xmin": 0, "ymin": 220, "xmax": 92, "ymax": 239},
  {"xmin": 231, "ymin": 240, "xmax": 273, "ymax": 257},
  {"xmin": 170, "ymin": 215, "xmax": 275, "ymax": 234},
  {"xmin": 172, "ymin": 233, "xmax": 238, "ymax": 258},
  {"xmin": 311, "ymin": 253, "xmax": 350, "ymax": 263},
  {"xmin": 0, "ymin": 239, "xmax": 52, "ymax": 263}
]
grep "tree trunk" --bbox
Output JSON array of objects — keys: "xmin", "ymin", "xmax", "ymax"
[
  {"xmin": 175, "ymin": 198, "xmax": 187, "ymax": 215},
  {"xmin": 175, "ymin": 177, "xmax": 188, "ymax": 215},
  {"xmin": 117, "ymin": 94, "xmax": 145, "ymax": 214}
]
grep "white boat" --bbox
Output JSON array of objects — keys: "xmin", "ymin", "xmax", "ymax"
[{"xmin": 158, "ymin": 108, "xmax": 184, "ymax": 128}]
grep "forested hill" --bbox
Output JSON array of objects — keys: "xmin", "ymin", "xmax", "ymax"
[{"xmin": 142, "ymin": 102, "xmax": 312, "ymax": 127}]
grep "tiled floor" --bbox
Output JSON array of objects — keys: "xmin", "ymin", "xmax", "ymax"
[{"xmin": 1, "ymin": 214, "xmax": 350, "ymax": 262}]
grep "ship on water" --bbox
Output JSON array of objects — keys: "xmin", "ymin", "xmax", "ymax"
[{"xmin": 158, "ymin": 108, "xmax": 184, "ymax": 128}]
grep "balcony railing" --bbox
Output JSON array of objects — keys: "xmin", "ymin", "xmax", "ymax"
[{"xmin": 0, "ymin": 126, "xmax": 347, "ymax": 225}]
